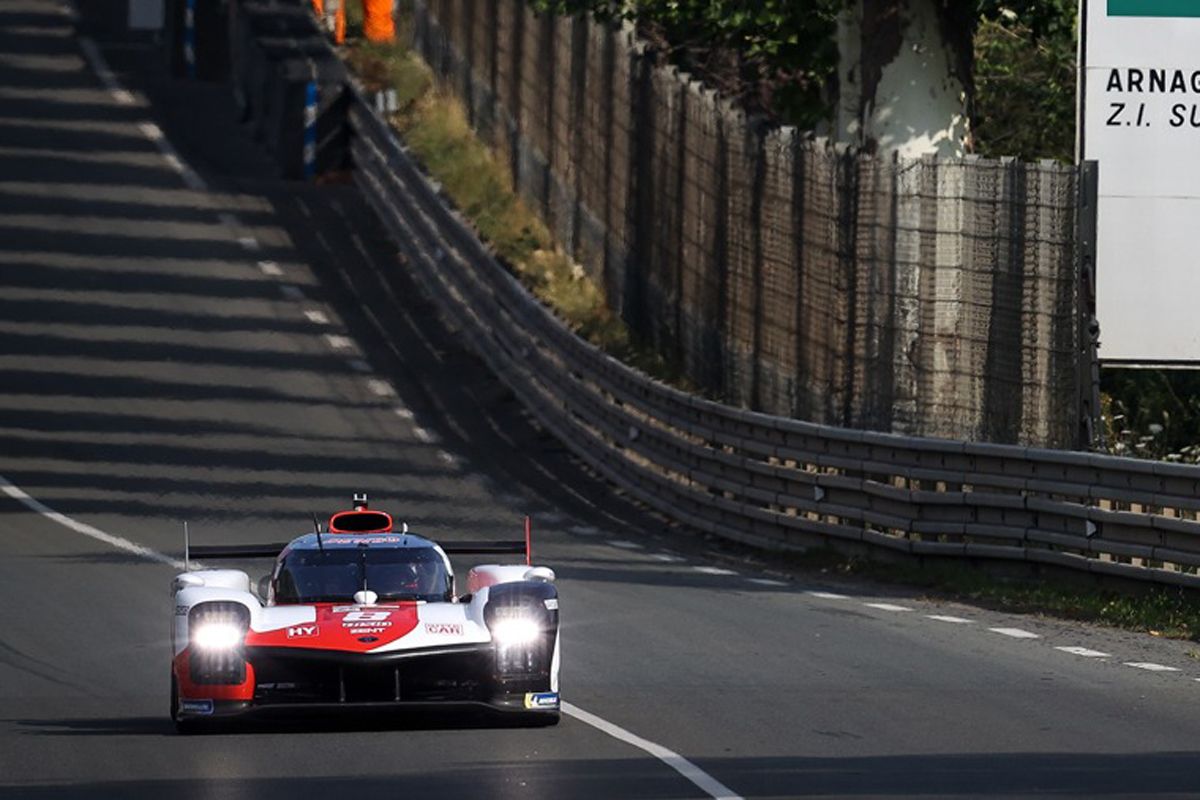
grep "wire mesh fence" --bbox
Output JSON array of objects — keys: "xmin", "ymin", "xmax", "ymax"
[{"xmin": 412, "ymin": 0, "xmax": 1082, "ymax": 449}]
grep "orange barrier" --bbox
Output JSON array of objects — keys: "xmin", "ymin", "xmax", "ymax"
[{"xmin": 310, "ymin": 0, "xmax": 392, "ymax": 44}]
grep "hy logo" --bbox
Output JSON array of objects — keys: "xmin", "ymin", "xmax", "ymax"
[{"xmin": 287, "ymin": 625, "xmax": 319, "ymax": 639}]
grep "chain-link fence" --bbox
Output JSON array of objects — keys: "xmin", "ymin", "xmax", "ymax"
[{"xmin": 411, "ymin": 0, "xmax": 1082, "ymax": 448}]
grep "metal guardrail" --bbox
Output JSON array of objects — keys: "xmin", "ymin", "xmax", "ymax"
[{"xmin": 345, "ymin": 88, "xmax": 1200, "ymax": 591}]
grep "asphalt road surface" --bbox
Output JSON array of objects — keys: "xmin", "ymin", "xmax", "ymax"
[{"xmin": 3, "ymin": 2, "xmax": 1200, "ymax": 798}]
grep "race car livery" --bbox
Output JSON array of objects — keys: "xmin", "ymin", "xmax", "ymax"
[{"xmin": 170, "ymin": 496, "xmax": 560, "ymax": 730}]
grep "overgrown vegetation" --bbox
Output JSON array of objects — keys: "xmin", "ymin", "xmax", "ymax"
[{"xmin": 342, "ymin": 11, "xmax": 684, "ymax": 381}]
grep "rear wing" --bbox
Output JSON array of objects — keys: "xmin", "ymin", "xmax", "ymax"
[
  {"xmin": 441, "ymin": 516, "xmax": 534, "ymax": 565},
  {"xmin": 180, "ymin": 516, "xmax": 536, "ymax": 570},
  {"xmin": 188, "ymin": 543, "xmax": 289, "ymax": 560}
]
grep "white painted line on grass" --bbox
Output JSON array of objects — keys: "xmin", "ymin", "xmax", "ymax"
[
  {"xmin": 926, "ymin": 615, "xmax": 973, "ymax": 624},
  {"xmin": 346, "ymin": 359, "xmax": 372, "ymax": 374},
  {"xmin": 365, "ymin": 379, "xmax": 394, "ymax": 397},
  {"xmin": 258, "ymin": 260, "xmax": 283, "ymax": 277},
  {"xmin": 0, "ymin": 475, "xmax": 184, "ymax": 570},
  {"xmin": 1124, "ymin": 662, "xmax": 1180, "ymax": 673},
  {"xmin": 562, "ymin": 702, "xmax": 743, "ymax": 800},
  {"xmin": 747, "ymin": 578, "xmax": 787, "ymax": 587},
  {"xmin": 864, "ymin": 603, "xmax": 911, "ymax": 612},
  {"xmin": 1056, "ymin": 646, "xmax": 1111, "ymax": 658},
  {"xmin": 324, "ymin": 334, "xmax": 354, "ymax": 350},
  {"xmin": 806, "ymin": 591, "xmax": 850, "ymax": 600},
  {"xmin": 279, "ymin": 285, "xmax": 305, "ymax": 301},
  {"xmin": 304, "ymin": 309, "xmax": 330, "ymax": 325},
  {"xmin": 989, "ymin": 628, "xmax": 1040, "ymax": 639},
  {"xmin": 392, "ymin": 407, "xmax": 415, "ymax": 420},
  {"xmin": 694, "ymin": 566, "xmax": 738, "ymax": 576},
  {"xmin": 608, "ymin": 540, "xmax": 644, "ymax": 550}
]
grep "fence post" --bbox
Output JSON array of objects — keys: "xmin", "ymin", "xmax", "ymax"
[
  {"xmin": 184, "ymin": 0, "xmax": 196, "ymax": 79},
  {"xmin": 1076, "ymin": 160, "xmax": 1101, "ymax": 450},
  {"xmin": 303, "ymin": 73, "xmax": 318, "ymax": 180}
]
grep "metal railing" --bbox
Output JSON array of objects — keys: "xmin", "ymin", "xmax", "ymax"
[{"xmin": 345, "ymin": 87, "xmax": 1200, "ymax": 592}]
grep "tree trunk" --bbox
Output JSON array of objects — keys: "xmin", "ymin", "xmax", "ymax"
[{"xmin": 836, "ymin": 0, "xmax": 974, "ymax": 157}]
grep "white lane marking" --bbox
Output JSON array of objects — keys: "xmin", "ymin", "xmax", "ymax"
[
  {"xmin": 347, "ymin": 359, "xmax": 372, "ymax": 374},
  {"xmin": 806, "ymin": 591, "xmax": 849, "ymax": 600},
  {"xmin": 927, "ymin": 615, "xmax": 973, "ymax": 624},
  {"xmin": 649, "ymin": 553, "xmax": 686, "ymax": 563},
  {"xmin": 438, "ymin": 451, "xmax": 459, "ymax": 467},
  {"xmin": 392, "ymin": 407, "xmax": 415, "ymax": 420},
  {"xmin": 77, "ymin": 37, "xmax": 135, "ymax": 106},
  {"xmin": 280, "ymin": 285, "xmax": 305, "ymax": 301},
  {"xmin": 238, "ymin": 236, "xmax": 260, "ymax": 251},
  {"xmin": 1056, "ymin": 646, "xmax": 1111, "ymax": 658},
  {"xmin": 1124, "ymin": 662, "xmax": 1180, "ymax": 673},
  {"xmin": 989, "ymin": 628, "xmax": 1040, "ymax": 639},
  {"xmin": 304, "ymin": 309, "xmax": 330, "ymax": 325},
  {"xmin": 570, "ymin": 525, "xmax": 600, "ymax": 536},
  {"xmin": 562, "ymin": 702, "xmax": 743, "ymax": 800},
  {"xmin": 413, "ymin": 426, "xmax": 439, "ymax": 444},
  {"xmin": 0, "ymin": 475, "xmax": 184, "ymax": 570},
  {"xmin": 324, "ymin": 334, "xmax": 354, "ymax": 350},
  {"xmin": 79, "ymin": 38, "xmax": 207, "ymax": 191},
  {"xmin": 864, "ymin": 603, "xmax": 911, "ymax": 612},
  {"xmin": 747, "ymin": 578, "xmax": 787, "ymax": 587},
  {"xmin": 258, "ymin": 260, "xmax": 283, "ymax": 277},
  {"xmin": 608, "ymin": 540, "xmax": 644, "ymax": 550},
  {"xmin": 366, "ymin": 379, "xmax": 394, "ymax": 397},
  {"xmin": 694, "ymin": 566, "xmax": 738, "ymax": 576}
]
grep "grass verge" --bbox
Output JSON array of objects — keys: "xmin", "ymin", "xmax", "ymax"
[
  {"xmin": 340, "ymin": 19, "xmax": 683, "ymax": 382},
  {"xmin": 788, "ymin": 547, "xmax": 1200, "ymax": 641}
]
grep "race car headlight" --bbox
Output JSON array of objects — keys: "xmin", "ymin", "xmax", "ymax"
[
  {"xmin": 192, "ymin": 622, "xmax": 244, "ymax": 650},
  {"xmin": 491, "ymin": 617, "xmax": 541, "ymax": 647}
]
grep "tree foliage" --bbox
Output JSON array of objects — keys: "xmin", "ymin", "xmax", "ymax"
[
  {"xmin": 973, "ymin": 0, "xmax": 1077, "ymax": 161},
  {"xmin": 532, "ymin": 0, "xmax": 842, "ymax": 126},
  {"xmin": 532, "ymin": 0, "xmax": 1080, "ymax": 160}
]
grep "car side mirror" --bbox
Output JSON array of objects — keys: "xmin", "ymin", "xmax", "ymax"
[{"xmin": 256, "ymin": 574, "xmax": 271, "ymax": 602}]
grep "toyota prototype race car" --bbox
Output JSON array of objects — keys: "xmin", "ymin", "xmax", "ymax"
[{"xmin": 170, "ymin": 495, "xmax": 560, "ymax": 732}]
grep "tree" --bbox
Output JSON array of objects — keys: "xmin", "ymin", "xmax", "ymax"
[{"xmin": 530, "ymin": 1, "xmax": 1077, "ymax": 157}]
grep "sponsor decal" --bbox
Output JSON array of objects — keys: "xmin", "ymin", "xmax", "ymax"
[
  {"xmin": 342, "ymin": 609, "xmax": 392, "ymax": 634},
  {"xmin": 286, "ymin": 625, "xmax": 319, "ymax": 639},
  {"xmin": 181, "ymin": 698, "xmax": 214, "ymax": 715},
  {"xmin": 523, "ymin": 692, "xmax": 559, "ymax": 709},
  {"xmin": 340, "ymin": 536, "xmax": 403, "ymax": 546},
  {"xmin": 543, "ymin": 598, "xmax": 559, "ymax": 610},
  {"xmin": 424, "ymin": 623, "xmax": 463, "ymax": 636},
  {"xmin": 333, "ymin": 605, "xmax": 400, "ymax": 613}
]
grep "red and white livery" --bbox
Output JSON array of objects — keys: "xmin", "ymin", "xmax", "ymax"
[{"xmin": 170, "ymin": 495, "xmax": 560, "ymax": 731}]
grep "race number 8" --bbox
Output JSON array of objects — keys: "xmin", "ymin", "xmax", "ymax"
[{"xmin": 344, "ymin": 611, "xmax": 390, "ymax": 622}]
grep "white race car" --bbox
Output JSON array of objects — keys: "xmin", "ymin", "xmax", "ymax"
[{"xmin": 170, "ymin": 495, "xmax": 560, "ymax": 731}]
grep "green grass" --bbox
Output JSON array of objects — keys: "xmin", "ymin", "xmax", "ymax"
[{"xmin": 788, "ymin": 547, "xmax": 1200, "ymax": 640}]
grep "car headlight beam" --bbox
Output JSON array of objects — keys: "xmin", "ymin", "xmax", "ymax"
[
  {"xmin": 192, "ymin": 622, "xmax": 244, "ymax": 650},
  {"xmin": 491, "ymin": 617, "xmax": 541, "ymax": 647}
]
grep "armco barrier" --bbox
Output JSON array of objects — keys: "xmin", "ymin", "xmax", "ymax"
[{"xmin": 342, "ymin": 89, "xmax": 1200, "ymax": 590}]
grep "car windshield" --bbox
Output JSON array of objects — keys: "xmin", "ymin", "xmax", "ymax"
[{"xmin": 273, "ymin": 546, "xmax": 450, "ymax": 604}]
